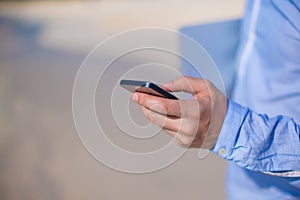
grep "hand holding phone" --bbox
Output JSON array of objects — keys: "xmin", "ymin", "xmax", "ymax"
[{"xmin": 123, "ymin": 76, "xmax": 227, "ymax": 149}]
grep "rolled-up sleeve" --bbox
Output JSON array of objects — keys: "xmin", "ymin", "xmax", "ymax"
[{"xmin": 211, "ymin": 100, "xmax": 300, "ymax": 172}]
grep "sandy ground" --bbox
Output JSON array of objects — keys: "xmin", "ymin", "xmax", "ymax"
[{"xmin": 0, "ymin": 1, "xmax": 245, "ymax": 199}]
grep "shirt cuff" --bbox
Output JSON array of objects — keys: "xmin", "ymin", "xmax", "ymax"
[{"xmin": 210, "ymin": 100, "xmax": 249, "ymax": 160}]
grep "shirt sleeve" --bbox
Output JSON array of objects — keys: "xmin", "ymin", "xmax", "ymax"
[{"xmin": 211, "ymin": 100, "xmax": 300, "ymax": 173}]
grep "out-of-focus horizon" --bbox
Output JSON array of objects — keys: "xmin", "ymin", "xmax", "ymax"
[{"xmin": 0, "ymin": 0, "xmax": 245, "ymax": 199}]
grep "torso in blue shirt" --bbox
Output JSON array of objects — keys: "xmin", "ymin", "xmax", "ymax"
[{"xmin": 229, "ymin": 0, "xmax": 300, "ymax": 199}]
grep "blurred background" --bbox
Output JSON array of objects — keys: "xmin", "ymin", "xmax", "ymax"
[{"xmin": 0, "ymin": 0, "xmax": 245, "ymax": 199}]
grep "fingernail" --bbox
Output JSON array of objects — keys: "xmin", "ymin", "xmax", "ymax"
[{"xmin": 132, "ymin": 93, "xmax": 138, "ymax": 102}]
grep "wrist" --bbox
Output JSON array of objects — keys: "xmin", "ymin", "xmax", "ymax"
[{"xmin": 202, "ymin": 95, "xmax": 228, "ymax": 149}]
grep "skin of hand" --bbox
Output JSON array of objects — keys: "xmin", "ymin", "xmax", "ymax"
[{"xmin": 131, "ymin": 76, "xmax": 228, "ymax": 149}]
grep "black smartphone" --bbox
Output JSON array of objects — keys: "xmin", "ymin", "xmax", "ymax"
[{"xmin": 120, "ymin": 79, "xmax": 178, "ymax": 100}]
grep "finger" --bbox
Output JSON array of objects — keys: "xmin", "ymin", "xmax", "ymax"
[
  {"xmin": 162, "ymin": 128, "xmax": 194, "ymax": 148},
  {"xmin": 140, "ymin": 106, "xmax": 182, "ymax": 131},
  {"xmin": 162, "ymin": 76, "xmax": 210, "ymax": 95},
  {"xmin": 132, "ymin": 92, "xmax": 182, "ymax": 117},
  {"xmin": 133, "ymin": 92, "xmax": 202, "ymax": 118},
  {"xmin": 141, "ymin": 106, "xmax": 200, "ymax": 137}
]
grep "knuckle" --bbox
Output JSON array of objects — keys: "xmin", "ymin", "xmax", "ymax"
[
  {"xmin": 176, "ymin": 76, "xmax": 186, "ymax": 84},
  {"xmin": 183, "ymin": 125, "xmax": 196, "ymax": 136},
  {"xmin": 171, "ymin": 78, "xmax": 177, "ymax": 85},
  {"xmin": 142, "ymin": 108, "xmax": 151, "ymax": 122},
  {"xmin": 138, "ymin": 95, "xmax": 145, "ymax": 105},
  {"xmin": 198, "ymin": 79, "xmax": 211, "ymax": 90},
  {"xmin": 146, "ymin": 112, "xmax": 153, "ymax": 122},
  {"xmin": 180, "ymin": 137, "xmax": 192, "ymax": 147},
  {"xmin": 176, "ymin": 139, "xmax": 187, "ymax": 148},
  {"xmin": 160, "ymin": 101, "xmax": 168, "ymax": 114}
]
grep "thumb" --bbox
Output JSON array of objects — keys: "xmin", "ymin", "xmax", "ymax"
[{"xmin": 162, "ymin": 76, "xmax": 209, "ymax": 94}]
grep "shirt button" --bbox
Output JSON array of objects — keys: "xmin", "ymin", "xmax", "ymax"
[{"xmin": 218, "ymin": 148, "xmax": 226, "ymax": 155}]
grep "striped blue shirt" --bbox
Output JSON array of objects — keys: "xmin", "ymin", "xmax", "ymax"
[{"xmin": 211, "ymin": 0, "xmax": 300, "ymax": 199}]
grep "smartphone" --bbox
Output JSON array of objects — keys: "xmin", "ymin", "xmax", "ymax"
[{"xmin": 120, "ymin": 79, "xmax": 178, "ymax": 100}]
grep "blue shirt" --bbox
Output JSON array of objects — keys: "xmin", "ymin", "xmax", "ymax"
[{"xmin": 211, "ymin": 0, "xmax": 300, "ymax": 199}]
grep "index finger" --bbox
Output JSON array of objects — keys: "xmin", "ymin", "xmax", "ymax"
[{"xmin": 132, "ymin": 92, "xmax": 182, "ymax": 117}]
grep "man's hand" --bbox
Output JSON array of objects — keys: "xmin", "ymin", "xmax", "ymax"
[{"xmin": 131, "ymin": 76, "xmax": 227, "ymax": 149}]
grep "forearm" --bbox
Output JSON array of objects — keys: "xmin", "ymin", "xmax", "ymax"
[{"xmin": 211, "ymin": 100, "xmax": 300, "ymax": 172}]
